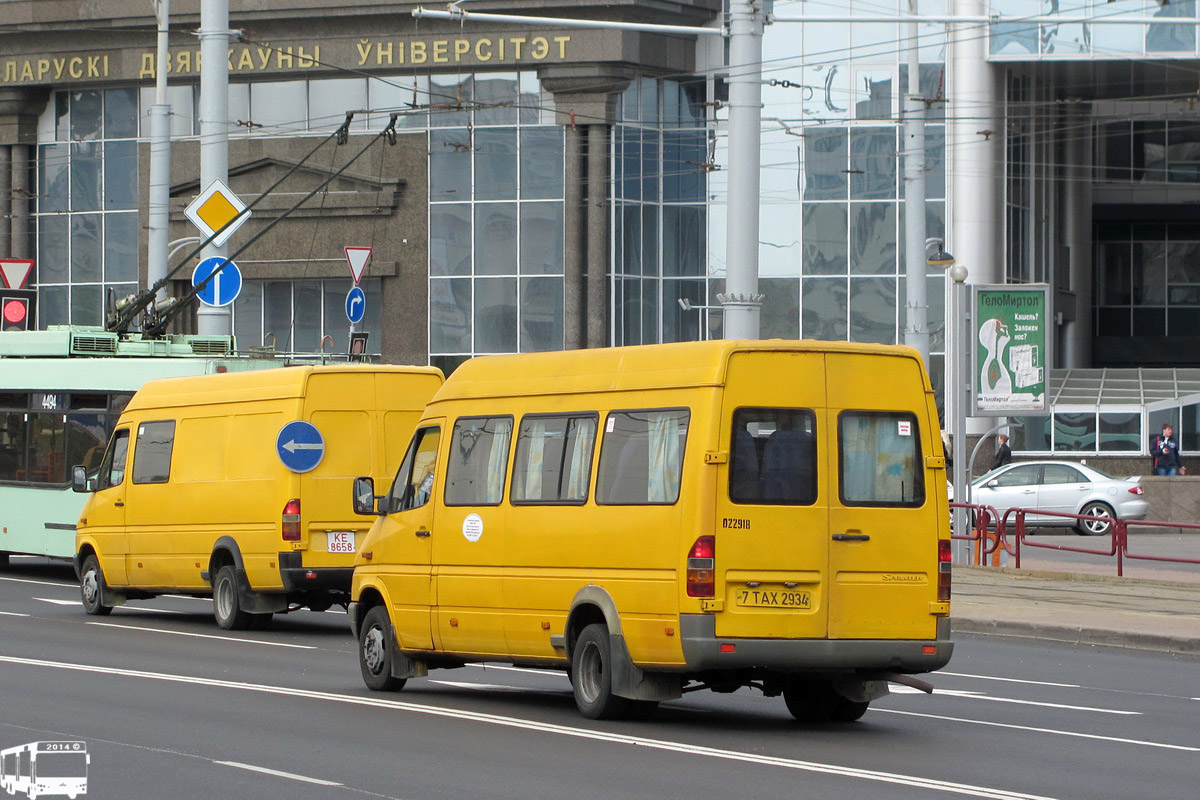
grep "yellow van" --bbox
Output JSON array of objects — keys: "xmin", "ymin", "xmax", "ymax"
[
  {"xmin": 73, "ymin": 365, "xmax": 442, "ymax": 629},
  {"xmin": 348, "ymin": 340, "xmax": 952, "ymax": 721}
]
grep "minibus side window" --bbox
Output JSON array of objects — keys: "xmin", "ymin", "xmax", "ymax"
[
  {"xmin": 838, "ymin": 411, "xmax": 924, "ymax": 507},
  {"xmin": 131, "ymin": 420, "xmax": 176, "ymax": 485},
  {"xmin": 445, "ymin": 416, "xmax": 513, "ymax": 506},
  {"xmin": 97, "ymin": 429, "xmax": 130, "ymax": 490},
  {"xmin": 596, "ymin": 409, "xmax": 689, "ymax": 505},
  {"xmin": 387, "ymin": 427, "xmax": 441, "ymax": 513},
  {"xmin": 729, "ymin": 408, "xmax": 817, "ymax": 505},
  {"xmin": 511, "ymin": 414, "xmax": 598, "ymax": 505}
]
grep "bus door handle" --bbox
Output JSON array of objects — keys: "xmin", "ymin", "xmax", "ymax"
[
  {"xmin": 113, "ymin": 501, "xmax": 125, "ymax": 507},
  {"xmin": 833, "ymin": 533, "xmax": 870, "ymax": 542},
  {"xmin": 415, "ymin": 528, "xmax": 430, "ymax": 538}
]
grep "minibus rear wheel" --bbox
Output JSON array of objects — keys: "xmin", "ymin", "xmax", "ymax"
[
  {"xmin": 79, "ymin": 554, "xmax": 113, "ymax": 616},
  {"xmin": 783, "ymin": 679, "xmax": 842, "ymax": 722},
  {"xmin": 572, "ymin": 623, "xmax": 631, "ymax": 720},
  {"xmin": 213, "ymin": 565, "xmax": 251, "ymax": 630},
  {"xmin": 359, "ymin": 605, "xmax": 406, "ymax": 692}
]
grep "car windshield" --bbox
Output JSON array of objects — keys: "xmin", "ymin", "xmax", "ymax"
[{"xmin": 972, "ymin": 467, "xmax": 1007, "ymax": 486}]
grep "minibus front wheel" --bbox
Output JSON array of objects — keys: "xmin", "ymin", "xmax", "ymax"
[
  {"xmin": 79, "ymin": 555, "xmax": 113, "ymax": 617},
  {"xmin": 359, "ymin": 605, "xmax": 407, "ymax": 692}
]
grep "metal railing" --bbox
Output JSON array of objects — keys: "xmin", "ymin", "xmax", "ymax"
[{"xmin": 949, "ymin": 503, "xmax": 1200, "ymax": 577}]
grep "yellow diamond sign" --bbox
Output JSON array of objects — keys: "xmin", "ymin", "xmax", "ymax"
[{"xmin": 184, "ymin": 179, "xmax": 250, "ymax": 247}]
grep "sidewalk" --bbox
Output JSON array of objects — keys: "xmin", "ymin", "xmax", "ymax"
[{"xmin": 951, "ymin": 565, "xmax": 1200, "ymax": 656}]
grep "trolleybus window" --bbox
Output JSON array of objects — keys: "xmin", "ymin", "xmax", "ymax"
[{"xmin": 729, "ymin": 408, "xmax": 817, "ymax": 505}]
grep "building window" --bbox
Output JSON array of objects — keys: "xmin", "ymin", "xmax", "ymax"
[{"xmin": 232, "ymin": 278, "xmax": 382, "ymax": 354}]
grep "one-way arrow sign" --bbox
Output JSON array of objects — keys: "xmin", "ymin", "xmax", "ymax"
[{"xmin": 275, "ymin": 420, "xmax": 325, "ymax": 473}]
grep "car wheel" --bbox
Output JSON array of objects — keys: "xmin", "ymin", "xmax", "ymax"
[
  {"xmin": 213, "ymin": 565, "xmax": 251, "ymax": 630},
  {"xmin": 1076, "ymin": 501, "xmax": 1115, "ymax": 536},
  {"xmin": 358, "ymin": 605, "xmax": 406, "ymax": 692},
  {"xmin": 79, "ymin": 554, "xmax": 113, "ymax": 616},
  {"xmin": 572, "ymin": 623, "xmax": 631, "ymax": 720}
]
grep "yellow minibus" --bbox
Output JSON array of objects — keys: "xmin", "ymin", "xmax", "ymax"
[
  {"xmin": 349, "ymin": 340, "xmax": 952, "ymax": 721},
  {"xmin": 73, "ymin": 365, "xmax": 442, "ymax": 629}
]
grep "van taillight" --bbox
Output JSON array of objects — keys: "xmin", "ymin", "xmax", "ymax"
[
  {"xmin": 687, "ymin": 535, "xmax": 715, "ymax": 598},
  {"xmin": 937, "ymin": 538, "xmax": 952, "ymax": 602},
  {"xmin": 282, "ymin": 499, "xmax": 301, "ymax": 541}
]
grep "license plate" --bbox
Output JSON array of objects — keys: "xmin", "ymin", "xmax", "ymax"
[
  {"xmin": 735, "ymin": 588, "xmax": 811, "ymax": 608},
  {"xmin": 327, "ymin": 531, "xmax": 356, "ymax": 554}
]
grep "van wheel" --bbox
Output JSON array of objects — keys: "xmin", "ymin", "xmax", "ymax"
[
  {"xmin": 783, "ymin": 679, "xmax": 840, "ymax": 722},
  {"xmin": 79, "ymin": 555, "xmax": 113, "ymax": 616},
  {"xmin": 572, "ymin": 623, "xmax": 630, "ymax": 720},
  {"xmin": 213, "ymin": 565, "xmax": 251, "ymax": 630},
  {"xmin": 833, "ymin": 698, "xmax": 870, "ymax": 722},
  {"xmin": 359, "ymin": 605, "xmax": 406, "ymax": 692},
  {"xmin": 248, "ymin": 612, "xmax": 273, "ymax": 631}
]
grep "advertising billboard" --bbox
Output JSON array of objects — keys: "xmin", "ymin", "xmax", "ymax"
[{"xmin": 972, "ymin": 284, "xmax": 1050, "ymax": 415}]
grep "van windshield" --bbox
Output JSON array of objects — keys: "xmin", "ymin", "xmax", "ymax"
[{"xmin": 729, "ymin": 408, "xmax": 817, "ymax": 505}]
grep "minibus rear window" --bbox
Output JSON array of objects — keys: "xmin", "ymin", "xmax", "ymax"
[
  {"xmin": 445, "ymin": 416, "xmax": 514, "ymax": 506},
  {"xmin": 132, "ymin": 420, "xmax": 176, "ymax": 485},
  {"xmin": 596, "ymin": 409, "xmax": 689, "ymax": 505},
  {"xmin": 838, "ymin": 411, "xmax": 924, "ymax": 507},
  {"xmin": 729, "ymin": 408, "xmax": 817, "ymax": 505},
  {"xmin": 511, "ymin": 414, "xmax": 598, "ymax": 505}
]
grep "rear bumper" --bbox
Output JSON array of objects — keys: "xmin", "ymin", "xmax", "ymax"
[
  {"xmin": 679, "ymin": 614, "xmax": 953, "ymax": 674},
  {"xmin": 278, "ymin": 552, "xmax": 353, "ymax": 594}
]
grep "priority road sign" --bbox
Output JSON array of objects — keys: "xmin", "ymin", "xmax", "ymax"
[
  {"xmin": 345, "ymin": 286, "xmax": 366, "ymax": 324},
  {"xmin": 276, "ymin": 420, "xmax": 325, "ymax": 473},
  {"xmin": 184, "ymin": 179, "xmax": 250, "ymax": 248},
  {"xmin": 344, "ymin": 247, "xmax": 372, "ymax": 284},
  {"xmin": 192, "ymin": 257, "xmax": 243, "ymax": 307}
]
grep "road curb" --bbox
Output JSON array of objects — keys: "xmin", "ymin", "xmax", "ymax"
[{"xmin": 951, "ymin": 617, "xmax": 1200, "ymax": 657}]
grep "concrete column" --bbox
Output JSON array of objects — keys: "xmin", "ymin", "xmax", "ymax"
[
  {"xmin": 0, "ymin": 145, "xmax": 10, "ymax": 258},
  {"xmin": 10, "ymin": 144, "xmax": 30, "ymax": 259},
  {"xmin": 1063, "ymin": 103, "xmax": 1093, "ymax": 368},
  {"xmin": 563, "ymin": 125, "xmax": 585, "ymax": 350},
  {"xmin": 586, "ymin": 124, "xmax": 609, "ymax": 348}
]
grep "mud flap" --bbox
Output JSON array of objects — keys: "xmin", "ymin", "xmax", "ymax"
[
  {"xmin": 234, "ymin": 568, "xmax": 288, "ymax": 614},
  {"xmin": 833, "ymin": 676, "xmax": 891, "ymax": 703},
  {"xmin": 388, "ymin": 623, "xmax": 429, "ymax": 681},
  {"xmin": 608, "ymin": 633, "xmax": 683, "ymax": 701}
]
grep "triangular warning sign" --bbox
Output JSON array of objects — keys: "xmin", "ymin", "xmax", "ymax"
[
  {"xmin": 0, "ymin": 259, "xmax": 35, "ymax": 290},
  {"xmin": 344, "ymin": 247, "xmax": 372, "ymax": 285}
]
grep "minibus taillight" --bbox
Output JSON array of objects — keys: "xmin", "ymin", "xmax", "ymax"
[
  {"xmin": 687, "ymin": 535, "xmax": 715, "ymax": 598},
  {"xmin": 282, "ymin": 499, "xmax": 301, "ymax": 541},
  {"xmin": 937, "ymin": 539, "xmax": 952, "ymax": 602}
]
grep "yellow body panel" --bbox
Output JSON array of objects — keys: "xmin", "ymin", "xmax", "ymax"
[
  {"xmin": 353, "ymin": 340, "xmax": 950, "ymax": 674},
  {"xmin": 77, "ymin": 365, "xmax": 443, "ymax": 600}
]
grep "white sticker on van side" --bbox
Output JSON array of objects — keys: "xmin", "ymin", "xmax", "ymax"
[
  {"xmin": 606, "ymin": 417, "xmax": 615, "ymax": 433},
  {"xmin": 898, "ymin": 420, "xmax": 912, "ymax": 437},
  {"xmin": 462, "ymin": 513, "xmax": 484, "ymax": 543}
]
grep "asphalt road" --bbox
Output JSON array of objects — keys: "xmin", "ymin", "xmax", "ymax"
[{"xmin": 1, "ymin": 558, "xmax": 1197, "ymax": 800}]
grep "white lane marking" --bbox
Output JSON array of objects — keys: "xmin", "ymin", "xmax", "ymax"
[
  {"xmin": 213, "ymin": 760, "xmax": 342, "ymax": 787},
  {"xmin": 122, "ymin": 606, "xmax": 186, "ymax": 615},
  {"xmin": 890, "ymin": 685, "xmax": 1139, "ymax": 715},
  {"xmin": 0, "ymin": 611, "xmax": 30, "ymax": 617},
  {"xmin": 939, "ymin": 671, "xmax": 1079, "ymax": 689},
  {"xmin": 0, "ymin": 655, "xmax": 1056, "ymax": 800},
  {"xmin": 0, "ymin": 576, "xmax": 74, "ymax": 588},
  {"xmin": 85, "ymin": 622, "xmax": 316, "ymax": 650},
  {"xmin": 34, "ymin": 597, "xmax": 76, "ymax": 606},
  {"xmin": 468, "ymin": 664, "xmax": 568, "ymax": 679},
  {"xmin": 431, "ymin": 680, "xmax": 540, "ymax": 692},
  {"xmin": 874, "ymin": 709, "xmax": 1199, "ymax": 753}
]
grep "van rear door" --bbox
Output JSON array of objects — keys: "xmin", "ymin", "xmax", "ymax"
[
  {"xmin": 824, "ymin": 352, "xmax": 939, "ymax": 641},
  {"xmin": 712, "ymin": 351, "xmax": 829, "ymax": 640}
]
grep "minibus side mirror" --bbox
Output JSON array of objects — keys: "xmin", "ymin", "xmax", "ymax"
[
  {"xmin": 71, "ymin": 465, "xmax": 95, "ymax": 493},
  {"xmin": 353, "ymin": 476, "xmax": 380, "ymax": 515}
]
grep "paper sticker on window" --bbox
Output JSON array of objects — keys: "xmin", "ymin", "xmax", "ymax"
[
  {"xmin": 898, "ymin": 420, "xmax": 912, "ymax": 437},
  {"xmin": 606, "ymin": 416, "xmax": 615, "ymax": 433}
]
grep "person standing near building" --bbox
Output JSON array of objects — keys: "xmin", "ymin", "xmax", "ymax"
[
  {"xmin": 990, "ymin": 434, "xmax": 1012, "ymax": 472},
  {"xmin": 1152, "ymin": 423, "xmax": 1183, "ymax": 476}
]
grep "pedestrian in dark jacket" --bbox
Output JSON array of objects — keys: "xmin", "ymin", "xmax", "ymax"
[
  {"xmin": 1152, "ymin": 424, "xmax": 1183, "ymax": 476},
  {"xmin": 990, "ymin": 434, "xmax": 1012, "ymax": 472}
]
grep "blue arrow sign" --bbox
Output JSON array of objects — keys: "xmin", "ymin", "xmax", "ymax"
[
  {"xmin": 345, "ymin": 286, "xmax": 366, "ymax": 324},
  {"xmin": 276, "ymin": 420, "xmax": 325, "ymax": 473},
  {"xmin": 192, "ymin": 257, "xmax": 243, "ymax": 307}
]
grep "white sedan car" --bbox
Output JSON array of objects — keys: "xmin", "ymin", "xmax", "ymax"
[{"xmin": 962, "ymin": 461, "xmax": 1148, "ymax": 536}]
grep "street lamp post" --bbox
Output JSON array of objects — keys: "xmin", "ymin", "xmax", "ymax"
[{"xmin": 948, "ymin": 256, "xmax": 970, "ymax": 564}]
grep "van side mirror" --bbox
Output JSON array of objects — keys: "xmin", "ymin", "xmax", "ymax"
[
  {"xmin": 71, "ymin": 465, "xmax": 95, "ymax": 493},
  {"xmin": 353, "ymin": 476, "xmax": 379, "ymax": 515}
]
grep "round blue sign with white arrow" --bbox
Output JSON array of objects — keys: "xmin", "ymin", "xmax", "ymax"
[
  {"xmin": 345, "ymin": 286, "xmax": 366, "ymax": 324},
  {"xmin": 192, "ymin": 257, "xmax": 243, "ymax": 307},
  {"xmin": 276, "ymin": 420, "xmax": 325, "ymax": 473}
]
